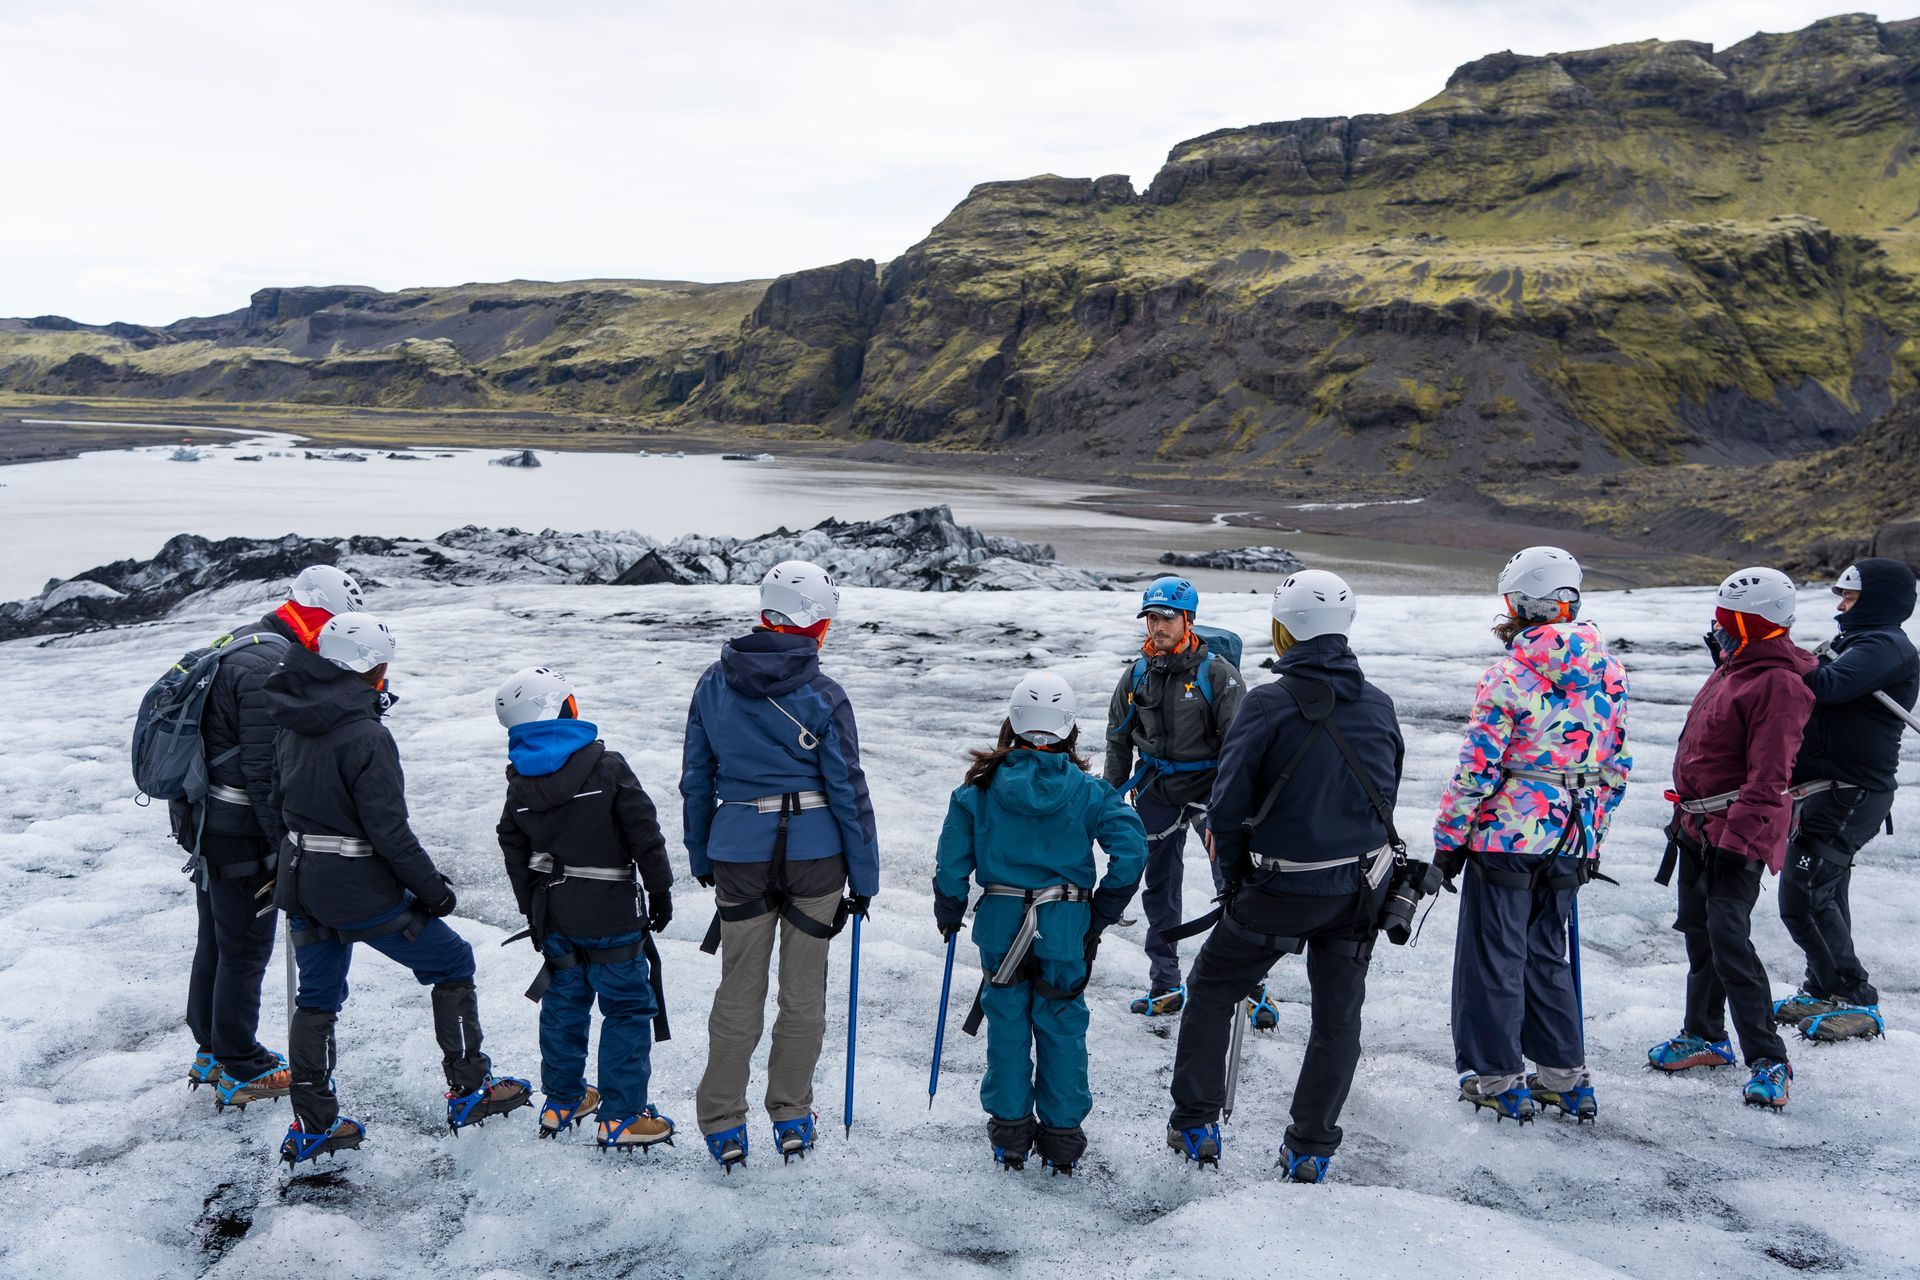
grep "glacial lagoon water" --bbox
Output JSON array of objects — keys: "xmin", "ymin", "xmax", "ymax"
[{"xmin": 0, "ymin": 424, "xmax": 1499, "ymax": 601}]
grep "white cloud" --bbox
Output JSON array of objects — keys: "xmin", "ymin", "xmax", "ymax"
[{"xmin": 0, "ymin": 0, "xmax": 1875, "ymax": 323}]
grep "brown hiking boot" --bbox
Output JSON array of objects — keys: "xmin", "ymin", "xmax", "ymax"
[
  {"xmin": 597, "ymin": 1106, "xmax": 675, "ymax": 1152},
  {"xmin": 213, "ymin": 1056, "xmax": 292, "ymax": 1111},
  {"xmin": 447, "ymin": 1073, "xmax": 532, "ymax": 1132},
  {"xmin": 540, "ymin": 1085, "xmax": 601, "ymax": 1137},
  {"xmin": 281, "ymin": 1116, "xmax": 364, "ymax": 1165}
]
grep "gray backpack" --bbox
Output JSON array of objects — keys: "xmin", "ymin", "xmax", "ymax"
[{"xmin": 131, "ymin": 631, "xmax": 288, "ymax": 803}]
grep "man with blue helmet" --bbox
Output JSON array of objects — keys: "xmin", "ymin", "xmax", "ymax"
[{"xmin": 1104, "ymin": 576, "xmax": 1245, "ymax": 1016}]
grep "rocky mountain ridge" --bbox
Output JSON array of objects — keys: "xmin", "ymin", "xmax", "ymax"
[{"xmin": 3, "ymin": 13, "xmax": 1917, "ymax": 565}]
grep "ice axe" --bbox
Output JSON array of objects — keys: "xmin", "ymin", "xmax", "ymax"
[
  {"xmin": 929, "ymin": 932, "xmax": 956, "ymax": 1109},
  {"xmin": 1223, "ymin": 998, "xmax": 1248, "ymax": 1121},
  {"xmin": 844, "ymin": 910, "xmax": 863, "ymax": 1139},
  {"xmin": 1874, "ymin": 689, "xmax": 1920, "ymax": 734}
]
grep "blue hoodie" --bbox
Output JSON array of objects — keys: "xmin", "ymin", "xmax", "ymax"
[
  {"xmin": 680, "ymin": 630, "xmax": 880, "ymax": 896},
  {"xmin": 508, "ymin": 718, "xmax": 600, "ymax": 777},
  {"xmin": 934, "ymin": 749, "xmax": 1146, "ymax": 956}
]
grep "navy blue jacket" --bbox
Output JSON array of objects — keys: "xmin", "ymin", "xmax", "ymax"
[
  {"xmin": 1206, "ymin": 635, "xmax": 1405, "ymax": 896},
  {"xmin": 266, "ymin": 643, "xmax": 451, "ymax": 924},
  {"xmin": 679, "ymin": 631, "xmax": 879, "ymax": 896},
  {"xmin": 1796, "ymin": 557, "xmax": 1919, "ymax": 793}
]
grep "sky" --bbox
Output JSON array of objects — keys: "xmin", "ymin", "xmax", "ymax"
[{"xmin": 0, "ymin": 0, "xmax": 1891, "ymax": 325}]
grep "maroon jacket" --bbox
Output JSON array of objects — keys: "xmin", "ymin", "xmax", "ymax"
[{"xmin": 1671, "ymin": 631, "xmax": 1817, "ymax": 873}]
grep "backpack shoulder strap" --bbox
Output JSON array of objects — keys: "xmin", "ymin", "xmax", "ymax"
[
  {"xmin": 1241, "ymin": 676, "xmax": 1329, "ymax": 831},
  {"xmin": 1319, "ymin": 715, "xmax": 1405, "ymax": 855}
]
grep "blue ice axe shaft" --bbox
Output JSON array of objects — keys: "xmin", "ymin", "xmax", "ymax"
[
  {"xmin": 1569, "ymin": 895, "xmax": 1585, "ymax": 1059},
  {"xmin": 929, "ymin": 932, "xmax": 956, "ymax": 1108},
  {"xmin": 844, "ymin": 912, "xmax": 862, "ymax": 1138}
]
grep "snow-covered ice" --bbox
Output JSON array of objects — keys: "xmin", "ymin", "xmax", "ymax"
[{"xmin": 1, "ymin": 582, "xmax": 1915, "ymax": 1278}]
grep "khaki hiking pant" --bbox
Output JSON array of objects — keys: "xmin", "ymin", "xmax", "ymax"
[{"xmin": 697, "ymin": 882, "xmax": 842, "ymax": 1136}]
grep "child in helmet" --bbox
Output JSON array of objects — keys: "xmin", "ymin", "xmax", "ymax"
[
  {"xmin": 933, "ymin": 671, "xmax": 1146, "ymax": 1174},
  {"xmin": 1433, "ymin": 547, "xmax": 1631, "ymax": 1124},
  {"xmin": 1651, "ymin": 568, "xmax": 1816, "ymax": 1108},
  {"xmin": 680, "ymin": 561, "xmax": 880, "ymax": 1170},
  {"xmin": 266, "ymin": 613, "xmax": 531, "ymax": 1164},
  {"xmin": 495, "ymin": 666, "xmax": 678, "ymax": 1151}
]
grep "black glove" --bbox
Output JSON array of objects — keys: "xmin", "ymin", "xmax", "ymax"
[
  {"xmin": 1089, "ymin": 885, "xmax": 1135, "ymax": 935},
  {"xmin": 846, "ymin": 893, "xmax": 872, "ymax": 920},
  {"xmin": 933, "ymin": 889, "xmax": 968, "ymax": 939},
  {"xmin": 1435, "ymin": 846, "xmax": 1467, "ymax": 889},
  {"xmin": 424, "ymin": 873, "xmax": 457, "ymax": 918},
  {"xmin": 696, "ymin": 873, "xmax": 716, "ymax": 889},
  {"xmin": 647, "ymin": 890, "xmax": 673, "ymax": 933}
]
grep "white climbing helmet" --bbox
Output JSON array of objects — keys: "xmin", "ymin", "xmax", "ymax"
[
  {"xmin": 760, "ymin": 560, "xmax": 839, "ymax": 629},
  {"xmin": 1008, "ymin": 670, "xmax": 1076, "ymax": 745},
  {"xmin": 1834, "ymin": 564, "xmax": 1863, "ymax": 595},
  {"xmin": 1498, "ymin": 545, "xmax": 1582, "ymax": 598},
  {"xmin": 316, "ymin": 612, "xmax": 395, "ymax": 673},
  {"xmin": 290, "ymin": 564, "xmax": 365, "ymax": 615},
  {"xmin": 1271, "ymin": 569, "xmax": 1356, "ymax": 642},
  {"xmin": 495, "ymin": 666, "xmax": 577, "ymax": 729},
  {"xmin": 1717, "ymin": 567, "xmax": 1798, "ymax": 628}
]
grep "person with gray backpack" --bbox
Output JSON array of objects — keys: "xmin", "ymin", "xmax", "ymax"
[
  {"xmin": 132, "ymin": 564, "xmax": 365, "ymax": 1113},
  {"xmin": 1102, "ymin": 576, "xmax": 1250, "ymax": 1020}
]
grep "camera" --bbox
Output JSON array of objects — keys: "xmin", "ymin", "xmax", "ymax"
[{"xmin": 1378, "ymin": 858, "xmax": 1443, "ymax": 946}]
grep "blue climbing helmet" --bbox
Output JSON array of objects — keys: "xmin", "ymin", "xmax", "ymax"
[{"xmin": 1139, "ymin": 576, "xmax": 1199, "ymax": 619}]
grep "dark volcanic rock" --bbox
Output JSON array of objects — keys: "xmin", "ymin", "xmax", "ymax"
[
  {"xmin": 0, "ymin": 507, "xmax": 1110, "ymax": 640},
  {"xmin": 1159, "ymin": 546, "xmax": 1306, "ymax": 573}
]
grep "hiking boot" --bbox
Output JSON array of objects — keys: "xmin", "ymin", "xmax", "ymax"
[
  {"xmin": 447, "ymin": 1074, "xmax": 532, "ymax": 1133},
  {"xmin": 539, "ymin": 1085, "xmax": 601, "ymax": 1137},
  {"xmin": 1279, "ymin": 1145, "xmax": 1330, "ymax": 1183},
  {"xmin": 214, "ymin": 1054, "xmax": 291, "ymax": 1111},
  {"xmin": 1527, "ymin": 1072, "xmax": 1597, "ymax": 1123},
  {"xmin": 1647, "ymin": 1032, "xmax": 1735, "ymax": 1072},
  {"xmin": 1772, "ymin": 989, "xmax": 1847, "ymax": 1026},
  {"xmin": 187, "ymin": 1051, "xmax": 220, "ymax": 1091},
  {"xmin": 1743, "ymin": 1059, "xmax": 1793, "ymax": 1109},
  {"xmin": 1798, "ymin": 1006, "xmax": 1884, "ymax": 1043},
  {"xmin": 1168, "ymin": 1123, "xmax": 1221, "ymax": 1168},
  {"xmin": 1130, "ymin": 986, "xmax": 1185, "ymax": 1017},
  {"xmin": 1459, "ymin": 1076, "xmax": 1534, "ymax": 1123},
  {"xmin": 598, "ymin": 1106, "xmax": 675, "ymax": 1152},
  {"xmin": 705, "ymin": 1124, "xmax": 748, "ymax": 1172},
  {"xmin": 281, "ymin": 1117, "xmax": 364, "ymax": 1165},
  {"xmin": 1248, "ymin": 984, "xmax": 1280, "ymax": 1031}
]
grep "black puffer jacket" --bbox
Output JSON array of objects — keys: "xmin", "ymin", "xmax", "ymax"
[
  {"xmin": 1206, "ymin": 634, "xmax": 1405, "ymax": 897},
  {"xmin": 265, "ymin": 643, "xmax": 451, "ymax": 924},
  {"xmin": 497, "ymin": 740, "xmax": 673, "ymax": 939},
  {"xmin": 199, "ymin": 612, "xmax": 299, "ymax": 844},
  {"xmin": 1796, "ymin": 557, "xmax": 1920, "ymax": 793}
]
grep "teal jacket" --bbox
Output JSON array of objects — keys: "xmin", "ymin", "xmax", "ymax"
[{"xmin": 934, "ymin": 750, "xmax": 1147, "ymax": 957}]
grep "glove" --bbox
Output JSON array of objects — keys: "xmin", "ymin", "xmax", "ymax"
[
  {"xmin": 424, "ymin": 873, "xmax": 457, "ymax": 918},
  {"xmin": 846, "ymin": 893, "xmax": 872, "ymax": 920},
  {"xmin": 647, "ymin": 890, "xmax": 673, "ymax": 933},
  {"xmin": 933, "ymin": 889, "xmax": 968, "ymax": 939},
  {"xmin": 696, "ymin": 873, "xmax": 716, "ymax": 889},
  {"xmin": 1212, "ymin": 831, "xmax": 1254, "ymax": 891},
  {"xmin": 1089, "ymin": 885, "xmax": 1135, "ymax": 935},
  {"xmin": 1435, "ymin": 845, "xmax": 1467, "ymax": 889}
]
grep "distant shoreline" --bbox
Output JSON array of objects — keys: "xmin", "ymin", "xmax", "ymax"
[{"xmin": 0, "ymin": 397, "xmax": 1724, "ymax": 586}]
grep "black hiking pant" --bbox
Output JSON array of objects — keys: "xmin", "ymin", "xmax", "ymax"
[
  {"xmin": 186, "ymin": 833, "xmax": 281, "ymax": 1079},
  {"xmin": 1169, "ymin": 881, "xmax": 1387, "ymax": 1158},
  {"xmin": 1779, "ymin": 785, "xmax": 1891, "ymax": 1007},
  {"xmin": 1675, "ymin": 839, "xmax": 1787, "ymax": 1066}
]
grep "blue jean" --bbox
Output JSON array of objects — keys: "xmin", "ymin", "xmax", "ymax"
[
  {"xmin": 291, "ymin": 899, "xmax": 476, "ymax": 1013},
  {"xmin": 1138, "ymin": 797, "xmax": 1222, "ymax": 990},
  {"xmin": 540, "ymin": 928, "xmax": 658, "ymax": 1120}
]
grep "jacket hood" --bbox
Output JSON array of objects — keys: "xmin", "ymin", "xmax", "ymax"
[
  {"xmin": 1272, "ymin": 633, "xmax": 1365, "ymax": 699},
  {"xmin": 984, "ymin": 748, "xmax": 1087, "ymax": 818},
  {"xmin": 507, "ymin": 733, "xmax": 606, "ymax": 810},
  {"xmin": 721, "ymin": 630, "xmax": 820, "ymax": 698},
  {"xmin": 1721, "ymin": 626, "xmax": 1818, "ymax": 675},
  {"xmin": 1506, "ymin": 622, "xmax": 1611, "ymax": 694},
  {"xmin": 263, "ymin": 642, "xmax": 380, "ymax": 736},
  {"xmin": 508, "ymin": 718, "xmax": 600, "ymax": 778},
  {"xmin": 1839, "ymin": 557, "xmax": 1918, "ymax": 633}
]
